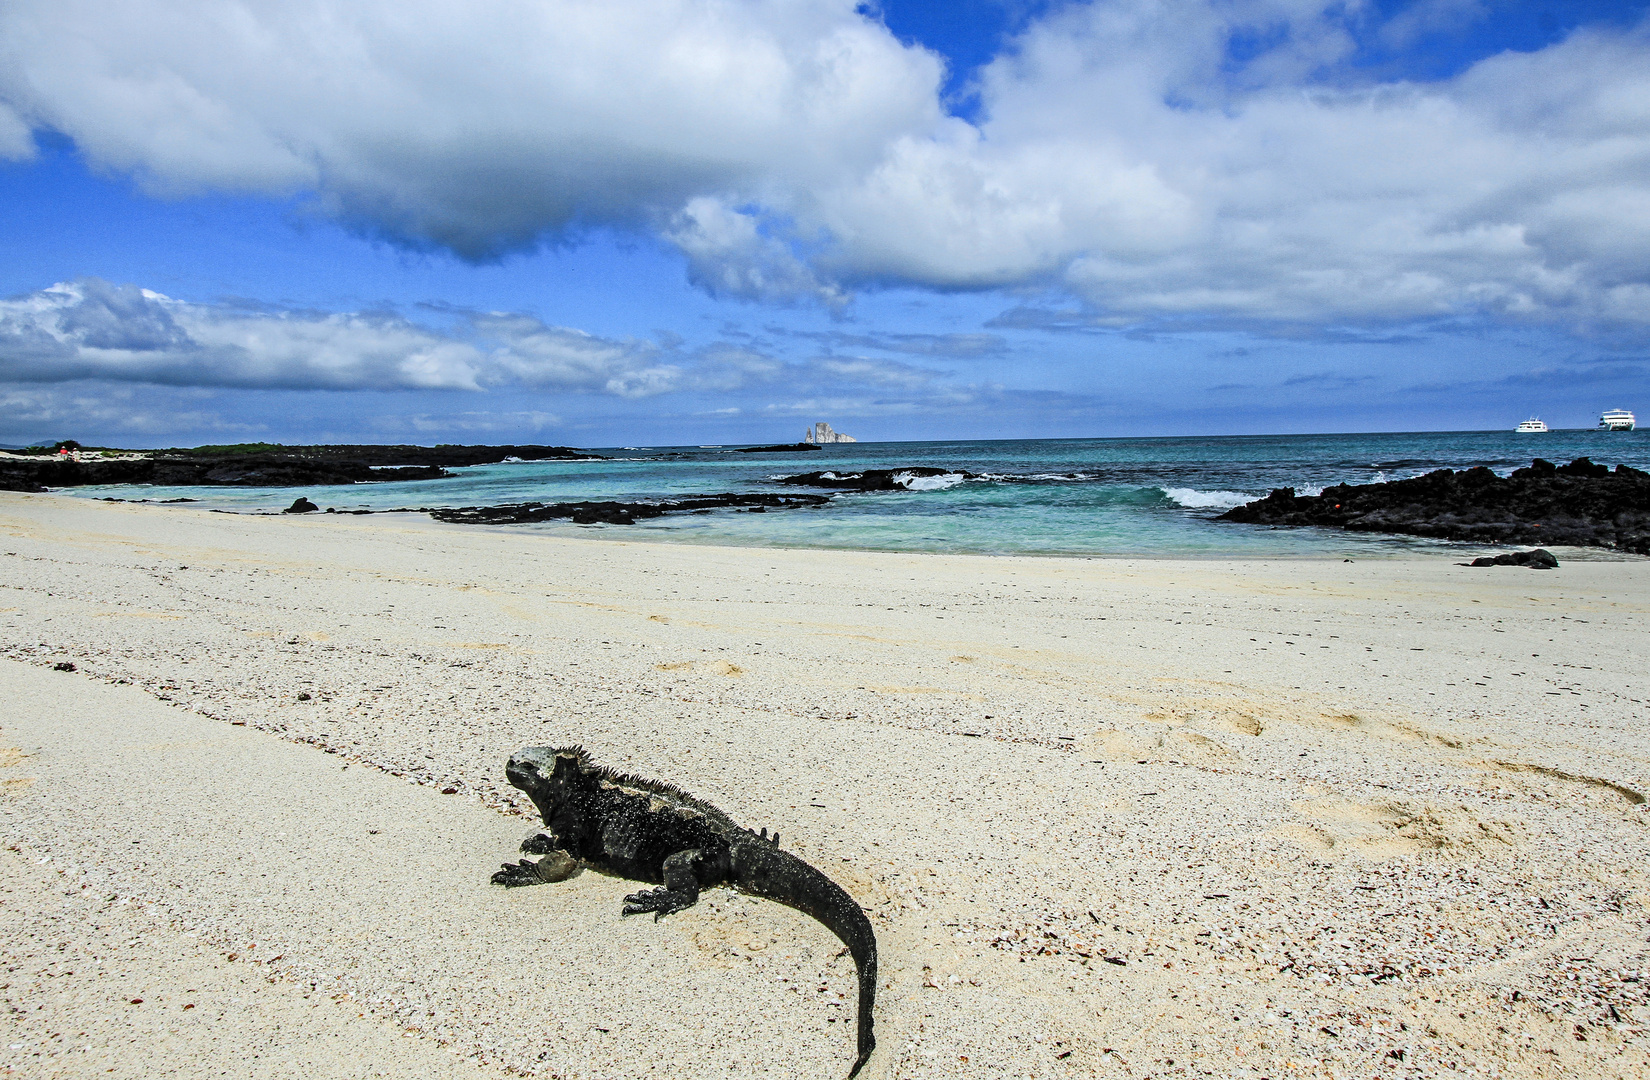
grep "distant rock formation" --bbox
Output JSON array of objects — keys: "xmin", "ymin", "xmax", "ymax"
[
  {"xmin": 0, "ymin": 442, "xmax": 600, "ymax": 492},
  {"xmin": 804, "ymin": 421, "xmax": 857, "ymax": 444}
]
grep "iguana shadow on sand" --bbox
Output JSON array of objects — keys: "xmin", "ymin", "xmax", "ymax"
[{"xmin": 491, "ymin": 746, "xmax": 878, "ymax": 1077}]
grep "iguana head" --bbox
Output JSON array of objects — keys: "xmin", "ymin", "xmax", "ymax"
[{"xmin": 505, "ymin": 745, "xmax": 589, "ymax": 829}]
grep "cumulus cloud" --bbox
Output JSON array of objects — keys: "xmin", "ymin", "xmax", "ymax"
[
  {"xmin": 784, "ymin": 329, "xmax": 1009, "ymax": 357},
  {"xmin": 0, "ymin": 278, "xmax": 959, "ymax": 399},
  {"xmin": 667, "ymin": 198, "xmax": 847, "ymax": 307},
  {"xmin": 0, "ymin": 0, "xmax": 942, "ymax": 258},
  {"xmin": 803, "ymin": 2, "xmax": 1650, "ymax": 327},
  {"xmin": 0, "ymin": 101, "xmax": 32, "ymax": 159},
  {"xmin": 3, "ymin": 1, "xmax": 1649, "ymax": 330},
  {"xmin": 0, "ymin": 382, "xmax": 259, "ymax": 439},
  {"xmin": 0, "ymin": 280, "xmax": 668, "ymax": 393}
]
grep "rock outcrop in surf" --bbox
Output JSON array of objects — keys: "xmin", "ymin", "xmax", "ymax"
[
  {"xmin": 1219, "ymin": 458, "xmax": 1650, "ymax": 554},
  {"xmin": 774, "ymin": 468, "xmax": 974, "ymax": 491}
]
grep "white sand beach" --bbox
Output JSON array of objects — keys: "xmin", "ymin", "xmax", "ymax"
[{"xmin": 2, "ymin": 491, "xmax": 1647, "ymax": 1078}]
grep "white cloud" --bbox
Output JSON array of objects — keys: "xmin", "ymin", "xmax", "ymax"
[
  {"xmin": 0, "ymin": 280, "xmax": 489, "ymax": 389},
  {"xmin": 0, "ymin": 101, "xmax": 32, "ymax": 159},
  {"xmin": 471, "ymin": 313, "xmax": 679, "ymax": 397},
  {"xmin": 1378, "ymin": 0, "xmax": 1489, "ymax": 50},
  {"xmin": 0, "ymin": 278, "xmax": 958, "ymax": 398},
  {"xmin": 2, "ymin": 1, "xmax": 1649, "ymax": 330},
  {"xmin": 0, "ymin": 0, "xmax": 942, "ymax": 258},
  {"xmin": 0, "ymin": 279, "xmax": 677, "ymax": 393},
  {"xmin": 666, "ymin": 198, "xmax": 846, "ymax": 307},
  {"xmin": 0, "ymin": 382, "xmax": 259, "ymax": 439},
  {"xmin": 799, "ymin": 2, "xmax": 1650, "ymax": 327}
]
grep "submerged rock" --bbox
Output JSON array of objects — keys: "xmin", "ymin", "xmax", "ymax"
[{"xmin": 1219, "ymin": 458, "xmax": 1650, "ymax": 554}]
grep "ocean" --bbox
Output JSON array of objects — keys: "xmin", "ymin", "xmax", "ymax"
[{"xmin": 68, "ymin": 429, "xmax": 1650, "ymax": 559}]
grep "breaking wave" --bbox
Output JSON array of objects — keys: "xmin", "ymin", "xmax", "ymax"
[
  {"xmin": 894, "ymin": 470, "xmax": 968, "ymax": 491},
  {"xmin": 1161, "ymin": 487, "xmax": 1255, "ymax": 510},
  {"xmin": 972, "ymin": 471, "xmax": 1107, "ymax": 484}
]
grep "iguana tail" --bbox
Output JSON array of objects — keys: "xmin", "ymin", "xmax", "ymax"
[{"xmin": 732, "ymin": 840, "xmax": 878, "ymax": 1078}]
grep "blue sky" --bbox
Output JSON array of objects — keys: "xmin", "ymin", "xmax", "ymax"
[{"xmin": 1, "ymin": 0, "xmax": 1647, "ymax": 447}]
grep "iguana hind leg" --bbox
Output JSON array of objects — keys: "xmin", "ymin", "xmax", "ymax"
[{"xmin": 622, "ymin": 849, "xmax": 705, "ymax": 921}]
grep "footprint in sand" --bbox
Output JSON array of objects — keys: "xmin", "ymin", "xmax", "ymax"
[
  {"xmin": 1082, "ymin": 727, "xmax": 1238, "ymax": 766},
  {"xmin": 1305, "ymin": 712, "xmax": 1466, "ymax": 749},
  {"xmin": 1484, "ymin": 761, "xmax": 1646, "ymax": 807},
  {"xmin": 654, "ymin": 659, "xmax": 745, "ymax": 677},
  {"xmin": 1133, "ymin": 690, "xmax": 1471, "ymax": 751},
  {"xmin": 0, "ymin": 744, "xmax": 35, "ymax": 797},
  {"xmin": 1279, "ymin": 795, "xmax": 1515, "ymax": 858}
]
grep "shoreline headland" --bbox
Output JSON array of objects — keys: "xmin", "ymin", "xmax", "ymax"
[{"xmin": 2, "ymin": 491, "xmax": 1647, "ymax": 1078}]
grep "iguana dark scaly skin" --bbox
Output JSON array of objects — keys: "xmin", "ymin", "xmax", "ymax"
[{"xmin": 491, "ymin": 746, "xmax": 878, "ymax": 1077}]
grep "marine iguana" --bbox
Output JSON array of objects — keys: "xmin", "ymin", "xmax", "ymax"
[{"xmin": 491, "ymin": 746, "xmax": 878, "ymax": 1077}]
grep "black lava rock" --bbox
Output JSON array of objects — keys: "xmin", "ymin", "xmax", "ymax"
[
  {"xmin": 284, "ymin": 497, "xmax": 320, "ymax": 514},
  {"xmin": 1466, "ymin": 548, "xmax": 1559, "ymax": 569},
  {"xmin": 774, "ymin": 467, "xmax": 974, "ymax": 491},
  {"xmin": 52, "ymin": 661, "xmax": 76, "ymax": 672},
  {"xmin": 730, "ymin": 443, "xmax": 821, "ymax": 453},
  {"xmin": 429, "ymin": 491, "xmax": 830, "ymax": 526},
  {"xmin": 0, "ymin": 443, "xmax": 602, "ymax": 491},
  {"xmin": 1218, "ymin": 458, "xmax": 1650, "ymax": 554}
]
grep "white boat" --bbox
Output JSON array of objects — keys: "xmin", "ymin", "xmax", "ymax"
[
  {"xmin": 1515, "ymin": 417, "xmax": 1549, "ymax": 433},
  {"xmin": 1598, "ymin": 408, "xmax": 1637, "ymax": 431}
]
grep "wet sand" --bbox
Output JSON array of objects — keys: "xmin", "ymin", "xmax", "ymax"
[{"xmin": 2, "ymin": 490, "xmax": 1647, "ymax": 1078}]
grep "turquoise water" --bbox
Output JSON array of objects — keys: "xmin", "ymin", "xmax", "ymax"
[{"xmin": 69, "ymin": 429, "xmax": 1650, "ymax": 559}]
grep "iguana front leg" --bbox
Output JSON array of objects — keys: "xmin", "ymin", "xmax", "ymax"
[
  {"xmin": 622, "ymin": 849, "xmax": 708, "ymax": 921},
  {"xmin": 491, "ymin": 849, "xmax": 580, "ymax": 887},
  {"xmin": 519, "ymin": 829, "xmax": 559, "ymax": 855}
]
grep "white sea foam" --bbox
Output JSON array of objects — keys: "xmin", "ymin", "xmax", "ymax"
[
  {"xmin": 1161, "ymin": 487, "xmax": 1253, "ymax": 510},
  {"xmin": 896, "ymin": 471, "xmax": 968, "ymax": 491},
  {"xmin": 975, "ymin": 471, "xmax": 1102, "ymax": 483}
]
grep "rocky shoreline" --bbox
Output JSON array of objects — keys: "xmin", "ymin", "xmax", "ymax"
[
  {"xmin": 424, "ymin": 491, "xmax": 831, "ymax": 525},
  {"xmin": 0, "ymin": 442, "xmax": 598, "ymax": 492},
  {"xmin": 1219, "ymin": 457, "xmax": 1650, "ymax": 554}
]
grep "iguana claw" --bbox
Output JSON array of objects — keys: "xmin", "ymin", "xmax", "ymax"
[
  {"xmin": 622, "ymin": 886, "xmax": 693, "ymax": 921},
  {"xmin": 491, "ymin": 859, "xmax": 543, "ymax": 887}
]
